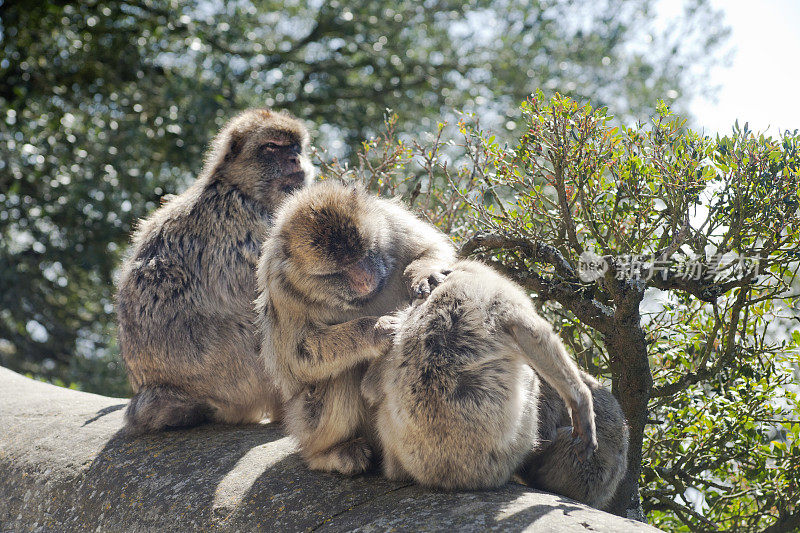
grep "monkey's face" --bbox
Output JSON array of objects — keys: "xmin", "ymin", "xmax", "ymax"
[
  {"xmin": 283, "ymin": 184, "xmax": 393, "ymax": 308},
  {"xmin": 317, "ymin": 247, "xmax": 390, "ymax": 306},
  {"xmin": 253, "ymin": 133, "xmax": 312, "ymax": 191},
  {"xmin": 241, "ymin": 131, "xmax": 313, "ymax": 208},
  {"xmin": 221, "ymin": 111, "xmax": 314, "ymax": 212}
]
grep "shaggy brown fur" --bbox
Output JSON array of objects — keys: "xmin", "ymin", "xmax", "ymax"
[
  {"xmin": 117, "ymin": 108, "xmax": 314, "ymax": 433},
  {"xmin": 256, "ymin": 181, "xmax": 456, "ymax": 474},
  {"xmin": 362, "ymin": 259, "xmax": 628, "ymax": 509}
]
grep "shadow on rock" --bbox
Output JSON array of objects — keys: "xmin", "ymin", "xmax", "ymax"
[
  {"xmin": 57, "ymin": 422, "xmax": 289, "ymax": 531},
  {"xmin": 81, "ymin": 404, "xmax": 126, "ymax": 426}
]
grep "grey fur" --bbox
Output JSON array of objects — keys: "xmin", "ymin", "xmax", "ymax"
[
  {"xmin": 519, "ymin": 376, "xmax": 629, "ymax": 508},
  {"xmin": 256, "ymin": 181, "xmax": 456, "ymax": 475},
  {"xmin": 361, "ymin": 259, "xmax": 628, "ymax": 508},
  {"xmin": 117, "ymin": 109, "xmax": 314, "ymax": 433}
]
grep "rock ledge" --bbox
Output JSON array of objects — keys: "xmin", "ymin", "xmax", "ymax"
[{"xmin": 0, "ymin": 367, "xmax": 659, "ymax": 532}]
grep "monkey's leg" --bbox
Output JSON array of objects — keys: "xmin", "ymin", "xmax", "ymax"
[
  {"xmin": 263, "ymin": 388, "xmax": 285, "ymax": 424},
  {"xmin": 382, "ymin": 450, "xmax": 412, "ymax": 482},
  {"xmin": 508, "ymin": 316, "xmax": 597, "ymax": 460},
  {"xmin": 291, "ymin": 375, "xmax": 374, "ymax": 476},
  {"xmin": 208, "ymin": 395, "xmax": 279, "ymax": 426},
  {"xmin": 360, "ymin": 355, "xmax": 388, "ymax": 407},
  {"xmin": 125, "ymin": 384, "xmax": 212, "ymax": 434},
  {"xmin": 307, "ymin": 437, "xmax": 373, "ymax": 475},
  {"xmin": 520, "ymin": 383, "xmax": 629, "ymax": 509},
  {"xmin": 209, "ymin": 375, "xmax": 284, "ymax": 425},
  {"xmin": 179, "ymin": 341, "xmax": 284, "ymax": 426}
]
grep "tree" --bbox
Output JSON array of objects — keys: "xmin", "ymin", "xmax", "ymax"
[
  {"xmin": 319, "ymin": 94, "xmax": 800, "ymax": 529},
  {"xmin": 0, "ymin": 0, "xmax": 728, "ymax": 392}
]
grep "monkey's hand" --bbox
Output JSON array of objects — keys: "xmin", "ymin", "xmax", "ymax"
[
  {"xmin": 567, "ymin": 394, "xmax": 598, "ymax": 462},
  {"xmin": 373, "ymin": 313, "xmax": 402, "ymax": 352},
  {"xmin": 404, "ymin": 261, "xmax": 452, "ymax": 299}
]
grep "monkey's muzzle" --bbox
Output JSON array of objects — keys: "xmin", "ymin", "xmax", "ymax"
[
  {"xmin": 344, "ymin": 259, "xmax": 380, "ymax": 297},
  {"xmin": 280, "ymin": 171, "xmax": 308, "ymax": 193}
]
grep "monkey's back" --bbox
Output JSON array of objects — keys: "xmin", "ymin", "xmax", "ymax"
[
  {"xmin": 117, "ymin": 179, "xmax": 272, "ymax": 403},
  {"xmin": 379, "ymin": 260, "xmax": 540, "ymax": 489}
]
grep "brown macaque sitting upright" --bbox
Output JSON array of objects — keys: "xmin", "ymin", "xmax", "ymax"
[
  {"xmin": 256, "ymin": 181, "xmax": 456, "ymax": 474},
  {"xmin": 118, "ymin": 109, "xmax": 314, "ymax": 433}
]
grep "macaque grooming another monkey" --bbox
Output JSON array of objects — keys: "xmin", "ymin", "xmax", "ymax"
[
  {"xmin": 118, "ymin": 108, "xmax": 314, "ymax": 433},
  {"xmin": 256, "ymin": 181, "xmax": 456, "ymax": 475},
  {"xmin": 361, "ymin": 259, "xmax": 629, "ymax": 509}
]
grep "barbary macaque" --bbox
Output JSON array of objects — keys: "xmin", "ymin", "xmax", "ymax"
[
  {"xmin": 118, "ymin": 109, "xmax": 314, "ymax": 433},
  {"xmin": 362, "ymin": 259, "xmax": 628, "ymax": 508},
  {"xmin": 256, "ymin": 181, "xmax": 456, "ymax": 474}
]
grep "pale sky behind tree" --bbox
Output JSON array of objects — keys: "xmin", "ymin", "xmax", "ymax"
[{"xmin": 666, "ymin": 0, "xmax": 800, "ymax": 136}]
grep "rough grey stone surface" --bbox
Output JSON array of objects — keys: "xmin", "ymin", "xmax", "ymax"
[{"xmin": 0, "ymin": 367, "xmax": 660, "ymax": 532}]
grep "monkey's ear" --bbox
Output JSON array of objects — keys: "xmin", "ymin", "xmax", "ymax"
[
  {"xmin": 224, "ymin": 132, "xmax": 244, "ymax": 162},
  {"xmin": 201, "ymin": 127, "xmax": 246, "ymax": 179}
]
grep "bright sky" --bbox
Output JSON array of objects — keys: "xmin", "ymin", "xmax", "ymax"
[{"xmin": 683, "ymin": 0, "xmax": 800, "ymax": 136}]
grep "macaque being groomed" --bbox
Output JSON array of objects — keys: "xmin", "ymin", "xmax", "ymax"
[
  {"xmin": 117, "ymin": 108, "xmax": 314, "ymax": 433},
  {"xmin": 361, "ymin": 259, "xmax": 629, "ymax": 509},
  {"xmin": 256, "ymin": 181, "xmax": 456, "ymax": 475}
]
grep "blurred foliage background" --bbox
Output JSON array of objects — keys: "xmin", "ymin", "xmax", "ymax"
[{"xmin": 0, "ymin": 0, "xmax": 728, "ymax": 396}]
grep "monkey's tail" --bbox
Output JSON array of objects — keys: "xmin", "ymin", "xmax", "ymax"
[{"xmin": 124, "ymin": 384, "xmax": 211, "ymax": 434}]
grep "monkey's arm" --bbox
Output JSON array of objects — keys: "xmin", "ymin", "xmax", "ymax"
[
  {"xmin": 401, "ymin": 232, "xmax": 456, "ymax": 298},
  {"xmin": 509, "ymin": 316, "xmax": 598, "ymax": 461},
  {"xmin": 289, "ymin": 317, "xmax": 392, "ymax": 384},
  {"xmin": 362, "ymin": 310, "xmax": 407, "ymax": 405},
  {"xmin": 360, "ymin": 356, "xmax": 386, "ymax": 406},
  {"xmin": 380, "ymin": 200, "xmax": 456, "ymax": 298}
]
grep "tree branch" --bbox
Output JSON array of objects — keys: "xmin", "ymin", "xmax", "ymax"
[
  {"xmin": 646, "ymin": 496, "xmax": 718, "ymax": 531},
  {"xmin": 649, "ymin": 270, "xmax": 724, "ymax": 303},
  {"xmin": 651, "ymin": 282, "xmax": 750, "ymax": 398},
  {"xmin": 460, "ymin": 234, "xmax": 614, "ymax": 333},
  {"xmin": 460, "ymin": 233, "xmax": 577, "ymax": 281},
  {"xmin": 649, "ymin": 269, "xmax": 753, "ymax": 303},
  {"xmin": 762, "ymin": 511, "xmax": 800, "ymax": 533}
]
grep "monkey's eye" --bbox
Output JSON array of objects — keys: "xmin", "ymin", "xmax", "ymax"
[
  {"xmin": 317, "ymin": 272, "xmax": 346, "ymax": 283},
  {"xmin": 261, "ymin": 142, "xmax": 280, "ymax": 150}
]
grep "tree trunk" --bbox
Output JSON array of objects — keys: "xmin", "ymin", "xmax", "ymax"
[{"xmin": 605, "ymin": 314, "xmax": 652, "ymax": 520}]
